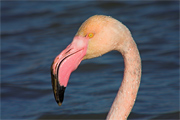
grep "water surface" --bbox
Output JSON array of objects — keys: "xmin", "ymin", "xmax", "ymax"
[{"xmin": 1, "ymin": 1, "xmax": 179, "ymax": 119}]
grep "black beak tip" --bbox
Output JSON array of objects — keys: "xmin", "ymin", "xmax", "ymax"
[
  {"xmin": 54, "ymin": 85, "xmax": 66, "ymax": 106},
  {"xmin": 51, "ymin": 65, "xmax": 66, "ymax": 106},
  {"xmin": 57, "ymin": 101, "xmax": 62, "ymax": 106}
]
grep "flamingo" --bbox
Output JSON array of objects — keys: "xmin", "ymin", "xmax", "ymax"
[{"xmin": 51, "ymin": 15, "xmax": 141, "ymax": 120}]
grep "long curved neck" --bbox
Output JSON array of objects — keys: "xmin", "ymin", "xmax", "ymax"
[{"xmin": 106, "ymin": 38, "xmax": 141, "ymax": 120}]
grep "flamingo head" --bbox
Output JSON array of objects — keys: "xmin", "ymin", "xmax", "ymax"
[{"xmin": 51, "ymin": 15, "xmax": 127, "ymax": 106}]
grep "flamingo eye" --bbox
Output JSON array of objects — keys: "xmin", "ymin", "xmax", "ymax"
[{"xmin": 88, "ymin": 33, "xmax": 94, "ymax": 38}]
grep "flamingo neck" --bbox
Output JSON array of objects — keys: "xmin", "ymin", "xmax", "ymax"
[{"xmin": 106, "ymin": 38, "xmax": 141, "ymax": 120}]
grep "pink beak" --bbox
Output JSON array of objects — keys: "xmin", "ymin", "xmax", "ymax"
[{"xmin": 51, "ymin": 36, "xmax": 89, "ymax": 106}]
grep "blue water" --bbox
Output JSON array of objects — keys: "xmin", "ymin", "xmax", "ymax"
[{"xmin": 1, "ymin": 1, "xmax": 179, "ymax": 119}]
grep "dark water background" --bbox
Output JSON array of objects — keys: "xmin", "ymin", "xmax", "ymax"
[{"xmin": 1, "ymin": 1, "xmax": 179, "ymax": 120}]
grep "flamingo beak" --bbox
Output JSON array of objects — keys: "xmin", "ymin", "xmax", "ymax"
[
  {"xmin": 50, "ymin": 72, "xmax": 65, "ymax": 106},
  {"xmin": 51, "ymin": 36, "xmax": 89, "ymax": 106}
]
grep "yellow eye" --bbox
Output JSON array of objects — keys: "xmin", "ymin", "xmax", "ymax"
[{"xmin": 88, "ymin": 33, "xmax": 94, "ymax": 38}]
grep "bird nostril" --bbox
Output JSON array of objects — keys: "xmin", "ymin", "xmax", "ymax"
[{"xmin": 65, "ymin": 48, "xmax": 72, "ymax": 54}]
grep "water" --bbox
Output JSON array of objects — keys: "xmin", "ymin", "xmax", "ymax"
[{"xmin": 1, "ymin": 1, "xmax": 179, "ymax": 119}]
